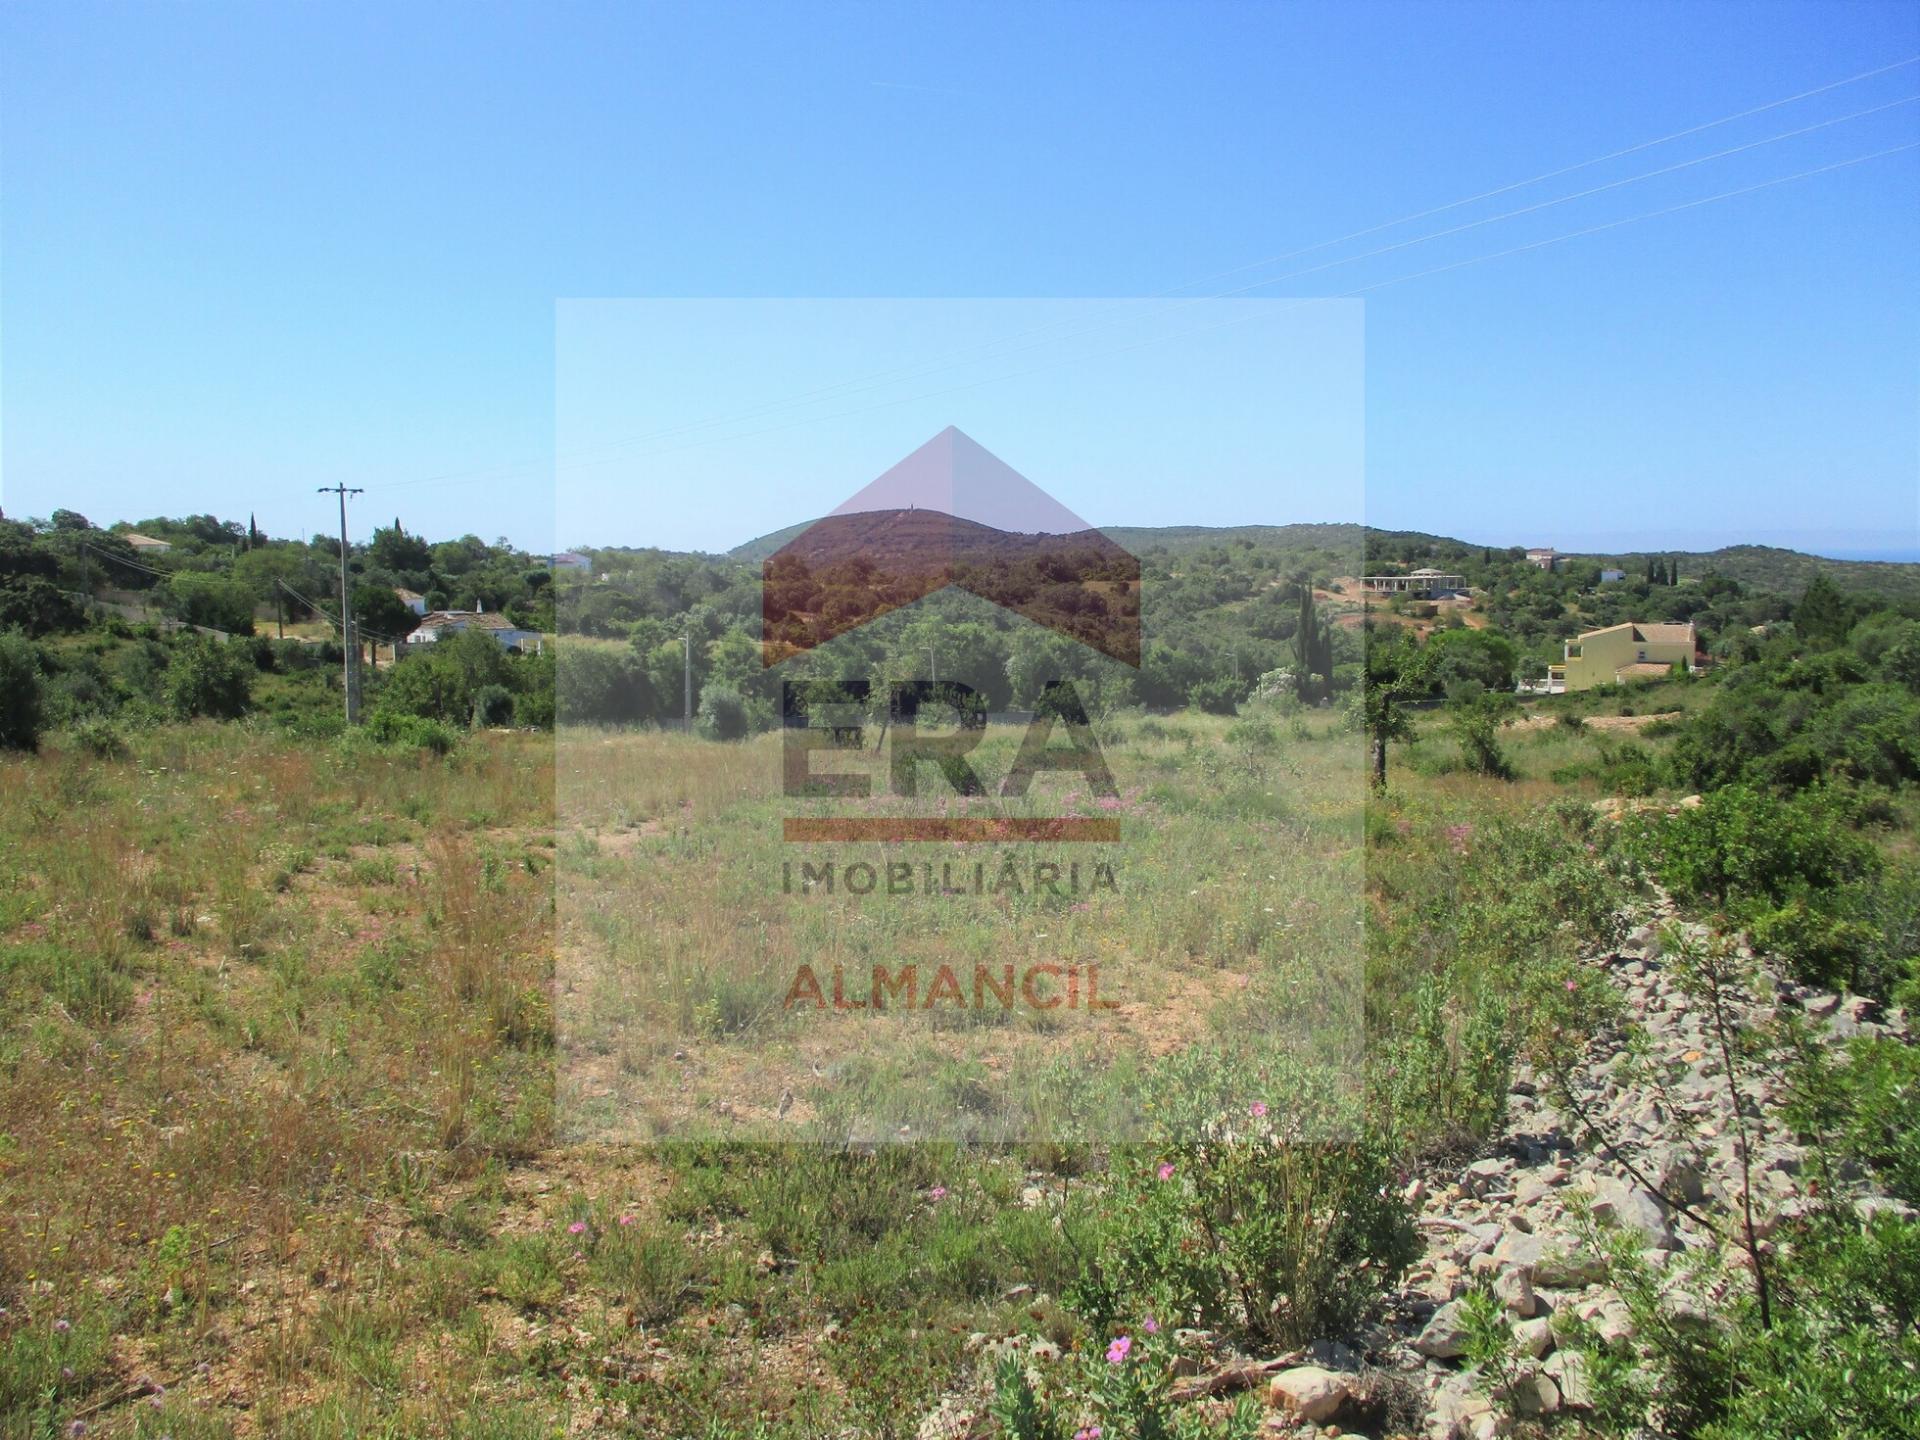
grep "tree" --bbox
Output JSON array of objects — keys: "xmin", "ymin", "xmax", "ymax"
[
  {"xmin": 368, "ymin": 524, "xmax": 433, "ymax": 577},
  {"xmin": 166, "ymin": 636, "xmax": 252, "ymax": 720},
  {"xmin": 1794, "ymin": 576, "xmax": 1852, "ymax": 648},
  {"xmin": 696, "ymin": 683, "xmax": 749, "ymax": 740},
  {"xmin": 167, "ymin": 572, "xmax": 256, "ymax": 635},
  {"xmin": 1426, "ymin": 628, "xmax": 1518, "ymax": 693},
  {"xmin": 1291, "ymin": 584, "xmax": 1334, "ymax": 702},
  {"xmin": 352, "ymin": 583, "xmax": 423, "ymax": 645},
  {"xmin": 0, "ymin": 633, "xmax": 45, "ymax": 750},
  {"xmin": 1362, "ymin": 635, "xmax": 1435, "ymax": 790}
]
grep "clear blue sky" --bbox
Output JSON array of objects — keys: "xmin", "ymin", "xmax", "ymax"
[{"xmin": 2, "ymin": 1, "xmax": 1916, "ymax": 558}]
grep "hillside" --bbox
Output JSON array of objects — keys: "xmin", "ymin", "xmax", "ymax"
[
  {"xmin": 1366, "ymin": 529, "xmax": 1920, "ymax": 600},
  {"xmin": 734, "ymin": 520, "xmax": 1919, "ymax": 598}
]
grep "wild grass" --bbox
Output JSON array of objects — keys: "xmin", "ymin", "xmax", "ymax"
[
  {"xmin": 0, "ymin": 704, "xmax": 1640, "ymax": 1437},
  {"xmin": 555, "ymin": 713, "xmax": 1367, "ymax": 1146}
]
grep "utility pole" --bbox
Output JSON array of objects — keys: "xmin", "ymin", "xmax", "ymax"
[
  {"xmin": 927, "ymin": 645, "xmax": 937, "ymax": 687},
  {"xmin": 318, "ymin": 484, "xmax": 364, "ymax": 724},
  {"xmin": 683, "ymin": 630, "xmax": 693, "ymax": 732}
]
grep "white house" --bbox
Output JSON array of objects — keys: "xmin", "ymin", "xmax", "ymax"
[
  {"xmin": 406, "ymin": 609, "xmax": 543, "ymax": 653},
  {"xmin": 394, "ymin": 587, "xmax": 428, "ymax": 616},
  {"xmin": 552, "ymin": 551, "xmax": 592, "ymax": 573},
  {"xmin": 1600, "ymin": 568, "xmax": 1627, "ymax": 583},
  {"xmin": 1525, "ymin": 547, "xmax": 1559, "ymax": 571},
  {"xmin": 122, "ymin": 531, "xmax": 172, "ymax": 555}
]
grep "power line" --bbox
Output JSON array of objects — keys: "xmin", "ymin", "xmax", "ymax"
[
  {"xmin": 519, "ymin": 139, "xmax": 1920, "ymax": 465},
  {"xmin": 364, "ymin": 52, "xmax": 1920, "ymax": 496},
  {"xmin": 318, "ymin": 484, "xmax": 365, "ymax": 725}
]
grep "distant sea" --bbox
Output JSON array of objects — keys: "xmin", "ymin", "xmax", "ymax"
[{"xmin": 1818, "ymin": 548, "xmax": 1920, "ymax": 564}]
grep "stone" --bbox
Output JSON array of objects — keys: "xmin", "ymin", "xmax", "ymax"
[
  {"xmin": 1493, "ymin": 1266, "xmax": 1536, "ymax": 1317},
  {"xmin": 1428, "ymin": 1372, "xmax": 1495, "ymax": 1439},
  {"xmin": 1645, "ymin": 1145, "xmax": 1706, "ymax": 1207},
  {"xmin": 1268, "ymin": 1365, "xmax": 1353, "ymax": 1423},
  {"xmin": 1464, "ymin": 1158, "xmax": 1510, "ymax": 1195},
  {"xmin": 1588, "ymin": 1177, "xmax": 1675, "ymax": 1249},
  {"xmin": 1513, "ymin": 1317, "xmax": 1554, "ymax": 1358},
  {"xmin": 1493, "ymin": 1229, "xmax": 1605, "ymax": 1288},
  {"xmin": 1542, "ymin": 1350, "xmax": 1592, "ymax": 1408},
  {"xmin": 1413, "ymin": 1300, "xmax": 1470, "ymax": 1359}
]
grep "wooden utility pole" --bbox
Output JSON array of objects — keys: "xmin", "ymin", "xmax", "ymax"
[
  {"xmin": 318, "ymin": 484, "xmax": 364, "ymax": 724},
  {"xmin": 683, "ymin": 630, "xmax": 693, "ymax": 732}
]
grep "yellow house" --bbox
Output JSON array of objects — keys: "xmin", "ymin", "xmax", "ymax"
[{"xmin": 1549, "ymin": 621, "xmax": 1699, "ymax": 692}]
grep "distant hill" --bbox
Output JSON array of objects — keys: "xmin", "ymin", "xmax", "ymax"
[
  {"xmin": 733, "ymin": 520, "xmax": 1918, "ymax": 600},
  {"xmin": 732, "ymin": 519, "xmax": 1363, "ymax": 563},
  {"xmin": 1637, "ymin": 544, "xmax": 1920, "ymax": 602}
]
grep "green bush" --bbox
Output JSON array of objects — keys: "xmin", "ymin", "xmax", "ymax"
[
  {"xmin": 0, "ymin": 632, "xmax": 46, "ymax": 751},
  {"xmin": 1446, "ymin": 690, "xmax": 1512, "ymax": 778},
  {"xmin": 1632, "ymin": 785, "xmax": 1878, "ymax": 915},
  {"xmin": 375, "ymin": 648, "xmax": 472, "ymax": 725},
  {"xmin": 1068, "ymin": 1052, "xmax": 1415, "ymax": 1348},
  {"xmin": 363, "ymin": 710, "xmax": 461, "ymax": 755},
  {"xmin": 471, "ymin": 683, "xmax": 514, "ymax": 728},
  {"xmin": 167, "ymin": 570, "xmax": 257, "ymax": 634},
  {"xmin": 695, "ymin": 683, "xmax": 749, "ymax": 741},
  {"xmin": 165, "ymin": 635, "xmax": 252, "ymax": 719},
  {"xmin": 557, "ymin": 643, "xmax": 651, "ymax": 724},
  {"xmin": 68, "ymin": 718, "xmax": 129, "ymax": 760},
  {"xmin": 991, "ymin": 1331, "xmax": 1263, "ymax": 1440},
  {"xmin": 1185, "ymin": 676, "xmax": 1243, "ymax": 715}
]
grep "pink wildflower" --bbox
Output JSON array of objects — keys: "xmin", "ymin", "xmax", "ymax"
[
  {"xmin": 1106, "ymin": 1335, "xmax": 1132, "ymax": 1364},
  {"xmin": 567, "ymin": 1221, "xmax": 587, "ymax": 1235},
  {"xmin": 618, "ymin": 1214, "xmax": 634, "ymax": 1226},
  {"xmin": 929, "ymin": 1186, "xmax": 948, "ymax": 1201},
  {"xmin": 1249, "ymin": 1101, "xmax": 1268, "ymax": 1119},
  {"xmin": 1565, "ymin": 979, "xmax": 1578, "ymax": 992},
  {"xmin": 53, "ymin": 1319, "xmax": 70, "ymax": 1334},
  {"xmin": 1157, "ymin": 1161, "xmax": 1175, "ymax": 1181},
  {"xmin": 1143, "ymin": 1316, "xmax": 1159, "ymax": 1334}
]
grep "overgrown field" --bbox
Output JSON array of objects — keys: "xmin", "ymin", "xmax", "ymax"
[{"xmin": 1, "ymin": 667, "xmax": 1912, "ymax": 1438}]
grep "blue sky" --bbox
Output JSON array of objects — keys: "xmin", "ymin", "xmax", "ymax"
[{"xmin": 2, "ymin": 1, "xmax": 1916, "ymax": 558}]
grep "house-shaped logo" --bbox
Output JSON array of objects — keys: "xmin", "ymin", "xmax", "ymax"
[{"xmin": 761, "ymin": 427, "xmax": 1141, "ymax": 667}]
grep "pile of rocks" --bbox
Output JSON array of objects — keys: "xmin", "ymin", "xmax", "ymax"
[
  {"xmin": 1262, "ymin": 902, "xmax": 1909, "ymax": 1439},
  {"xmin": 922, "ymin": 900, "xmax": 1908, "ymax": 1440}
]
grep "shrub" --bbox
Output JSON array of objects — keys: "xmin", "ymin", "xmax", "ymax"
[
  {"xmin": 1630, "ymin": 785, "xmax": 1879, "ymax": 916},
  {"xmin": 165, "ymin": 635, "xmax": 252, "ymax": 719},
  {"xmin": 166, "ymin": 571, "xmax": 257, "ymax": 634},
  {"xmin": 375, "ymin": 649, "xmax": 472, "ymax": 725},
  {"xmin": 472, "ymin": 683, "xmax": 515, "ymax": 728},
  {"xmin": 69, "ymin": 718, "xmax": 129, "ymax": 760},
  {"xmin": 557, "ymin": 642, "xmax": 651, "ymax": 724},
  {"xmin": 1446, "ymin": 690, "xmax": 1513, "ymax": 779},
  {"xmin": 992, "ymin": 1331, "xmax": 1263, "ymax": 1440},
  {"xmin": 363, "ymin": 711, "xmax": 461, "ymax": 755},
  {"xmin": 0, "ymin": 632, "xmax": 46, "ymax": 750},
  {"xmin": 695, "ymin": 684, "xmax": 749, "ymax": 741},
  {"xmin": 1185, "ymin": 676, "xmax": 1243, "ymax": 715},
  {"xmin": 1068, "ymin": 1052, "xmax": 1415, "ymax": 1348}
]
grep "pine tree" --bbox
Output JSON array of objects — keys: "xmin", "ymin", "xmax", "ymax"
[{"xmin": 1292, "ymin": 583, "xmax": 1334, "ymax": 702}]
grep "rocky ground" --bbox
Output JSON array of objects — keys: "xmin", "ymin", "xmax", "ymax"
[
  {"xmin": 1266, "ymin": 894, "xmax": 1908, "ymax": 1439},
  {"xmin": 928, "ymin": 893, "xmax": 1912, "ymax": 1440}
]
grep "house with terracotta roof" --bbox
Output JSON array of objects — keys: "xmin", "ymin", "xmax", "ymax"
[
  {"xmin": 405, "ymin": 608, "xmax": 543, "ymax": 653},
  {"xmin": 121, "ymin": 531, "xmax": 173, "ymax": 555},
  {"xmin": 1549, "ymin": 621, "xmax": 1701, "ymax": 692}
]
